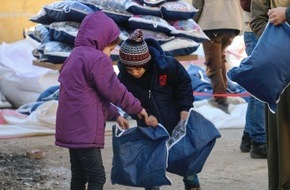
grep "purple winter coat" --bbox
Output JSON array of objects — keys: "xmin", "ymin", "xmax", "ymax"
[{"xmin": 55, "ymin": 11, "xmax": 143, "ymax": 149}]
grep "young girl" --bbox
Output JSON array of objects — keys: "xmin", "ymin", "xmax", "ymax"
[
  {"xmin": 55, "ymin": 12, "xmax": 148, "ymax": 190},
  {"xmin": 117, "ymin": 29, "xmax": 200, "ymax": 190}
]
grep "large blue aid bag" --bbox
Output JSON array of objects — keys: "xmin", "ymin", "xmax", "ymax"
[
  {"xmin": 111, "ymin": 109, "xmax": 221, "ymax": 187},
  {"xmin": 166, "ymin": 108, "xmax": 221, "ymax": 176},
  {"xmin": 228, "ymin": 22, "xmax": 290, "ymax": 113},
  {"xmin": 111, "ymin": 124, "xmax": 172, "ymax": 188}
]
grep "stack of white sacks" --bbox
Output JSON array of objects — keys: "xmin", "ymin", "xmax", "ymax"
[{"xmin": 0, "ymin": 38, "xmax": 59, "ymax": 109}]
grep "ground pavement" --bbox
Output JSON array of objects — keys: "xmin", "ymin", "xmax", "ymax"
[{"xmin": 0, "ymin": 120, "xmax": 268, "ymax": 190}]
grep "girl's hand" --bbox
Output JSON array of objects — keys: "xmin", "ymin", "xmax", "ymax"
[
  {"xmin": 116, "ymin": 116, "xmax": 129, "ymax": 129},
  {"xmin": 137, "ymin": 108, "xmax": 149, "ymax": 125}
]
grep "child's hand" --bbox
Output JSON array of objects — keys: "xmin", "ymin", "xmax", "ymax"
[
  {"xmin": 180, "ymin": 111, "xmax": 188, "ymax": 121},
  {"xmin": 116, "ymin": 116, "xmax": 129, "ymax": 129},
  {"xmin": 147, "ymin": 115, "xmax": 158, "ymax": 127},
  {"xmin": 137, "ymin": 108, "xmax": 149, "ymax": 123}
]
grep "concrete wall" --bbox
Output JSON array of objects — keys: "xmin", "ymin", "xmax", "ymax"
[{"xmin": 0, "ymin": 0, "xmax": 55, "ymax": 43}]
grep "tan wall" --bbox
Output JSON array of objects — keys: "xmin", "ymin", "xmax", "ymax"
[
  {"xmin": 0, "ymin": 0, "xmax": 195, "ymax": 43},
  {"xmin": 0, "ymin": 0, "xmax": 55, "ymax": 43}
]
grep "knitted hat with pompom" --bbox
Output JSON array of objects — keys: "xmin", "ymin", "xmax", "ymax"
[{"xmin": 119, "ymin": 29, "xmax": 151, "ymax": 67}]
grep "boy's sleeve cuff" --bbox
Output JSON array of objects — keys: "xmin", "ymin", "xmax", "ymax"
[{"xmin": 286, "ymin": 7, "xmax": 290, "ymax": 24}]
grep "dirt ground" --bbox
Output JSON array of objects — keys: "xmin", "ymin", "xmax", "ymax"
[{"xmin": 0, "ymin": 121, "xmax": 268, "ymax": 190}]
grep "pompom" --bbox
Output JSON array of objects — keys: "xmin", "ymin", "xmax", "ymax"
[{"xmin": 129, "ymin": 29, "xmax": 144, "ymax": 43}]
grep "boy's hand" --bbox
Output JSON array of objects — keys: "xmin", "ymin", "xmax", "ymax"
[
  {"xmin": 180, "ymin": 111, "xmax": 189, "ymax": 121},
  {"xmin": 116, "ymin": 116, "xmax": 129, "ymax": 129},
  {"xmin": 147, "ymin": 115, "xmax": 158, "ymax": 128}
]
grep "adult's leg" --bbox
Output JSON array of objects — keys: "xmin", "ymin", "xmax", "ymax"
[
  {"xmin": 278, "ymin": 88, "xmax": 290, "ymax": 189},
  {"xmin": 242, "ymin": 32, "xmax": 257, "ymax": 140},
  {"xmin": 203, "ymin": 31, "xmax": 236, "ymax": 114},
  {"xmin": 203, "ymin": 35, "xmax": 227, "ymax": 104},
  {"xmin": 267, "ymin": 87, "xmax": 290, "ymax": 189},
  {"xmin": 220, "ymin": 32, "xmax": 235, "ymax": 90},
  {"xmin": 240, "ymin": 32, "xmax": 266, "ymax": 157}
]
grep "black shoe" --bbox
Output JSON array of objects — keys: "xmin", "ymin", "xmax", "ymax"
[
  {"xmin": 145, "ymin": 187, "xmax": 160, "ymax": 190},
  {"xmin": 240, "ymin": 132, "xmax": 251, "ymax": 152},
  {"xmin": 184, "ymin": 174, "xmax": 200, "ymax": 190},
  {"xmin": 185, "ymin": 186, "xmax": 201, "ymax": 190},
  {"xmin": 216, "ymin": 102, "xmax": 230, "ymax": 114},
  {"xmin": 250, "ymin": 141, "xmax": 267, "ymax": 159},
  {"xmin": 208, "ymin": 99, "xmax": 230, "ymax": 114}
]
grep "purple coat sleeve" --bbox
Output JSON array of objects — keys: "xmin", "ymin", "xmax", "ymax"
[
  {"xmin": 90, "ymin": 56, "xmax": 143, "ymax": 118},
  {"xmin": 106, "ymin": 103, "xmax": 121, "ymax": 121}
]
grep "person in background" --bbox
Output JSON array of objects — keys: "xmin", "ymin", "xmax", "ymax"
[
  {"xmin": 117, "ymin": 29, "xmax": 200, "ymax": 190},
  {"xmin": 239, "ymin": 0, "xmax": 267, "ymax": 159},
  {"xmin": 55, "ymin": 12, "xmax": 149, "ymax": 190},
  {"xmin": 192, "ymin": 0, "xmax": 243, "ymax": 114},
  {"xmin": 251, "ymin": 1, "xmax": 290, "ymax": 189}
]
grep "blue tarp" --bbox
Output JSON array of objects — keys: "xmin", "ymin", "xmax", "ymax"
[{"xmin": 187, "ymin": 64, "xmax": 248, "ymax": 101}]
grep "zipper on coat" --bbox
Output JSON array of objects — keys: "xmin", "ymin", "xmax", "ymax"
[{"xmin": 148, "ymin": 85, "xmax": 163, "ymax": 124}]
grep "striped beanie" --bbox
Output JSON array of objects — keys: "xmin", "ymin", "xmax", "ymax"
[{"xmin": 119, "ymin": 29, "xmax": 151, "ymax": 67}]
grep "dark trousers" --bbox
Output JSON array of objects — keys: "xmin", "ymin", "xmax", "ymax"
[
  {"xmin": 266, "ymin": 87, "xmax": 290, "ymax": 190},
  {"xmin": 69, "ymin": 148, "xmax": 105, "ymax": 190},
  {"xmin": 202, "ymin": 30, "xmax": 237, "ymax": 104}
]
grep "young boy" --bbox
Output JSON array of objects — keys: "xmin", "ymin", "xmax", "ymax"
[
  {"xmin": 117, "ymin": 29, "xmax": 200, "ymax": 190},
  {"xmin": 55, "ymin": 12, "xmax": 148, "ymax": 190}
]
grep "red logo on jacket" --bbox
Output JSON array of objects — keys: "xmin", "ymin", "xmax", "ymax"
[{"xmin": 159, "ymin": 74, "xmax": 167, "ymax": 86}]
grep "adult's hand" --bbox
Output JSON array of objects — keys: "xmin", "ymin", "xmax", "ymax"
[{"xmin": 268, "ymin": 7, "xmax": 287, "ymax": 25}]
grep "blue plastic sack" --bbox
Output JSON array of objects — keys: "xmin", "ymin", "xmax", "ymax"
[
  {"xmin": 228, "ymin": 22, "xmax": 290, "ymax": 113},
  {"xmin": 44, "ymin": 1, "xmax": 94, "ymax": 23},
  {"xmin": 167, "ymin": 108, "xmax": 221, "ymax": 176},
  {"xmin": 187, "ymin": 64, "xmax": 248, "ymax": 101},
  {"xmin": 111, "ymin": 125, "xmax": 172, "ymax": 188}
]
